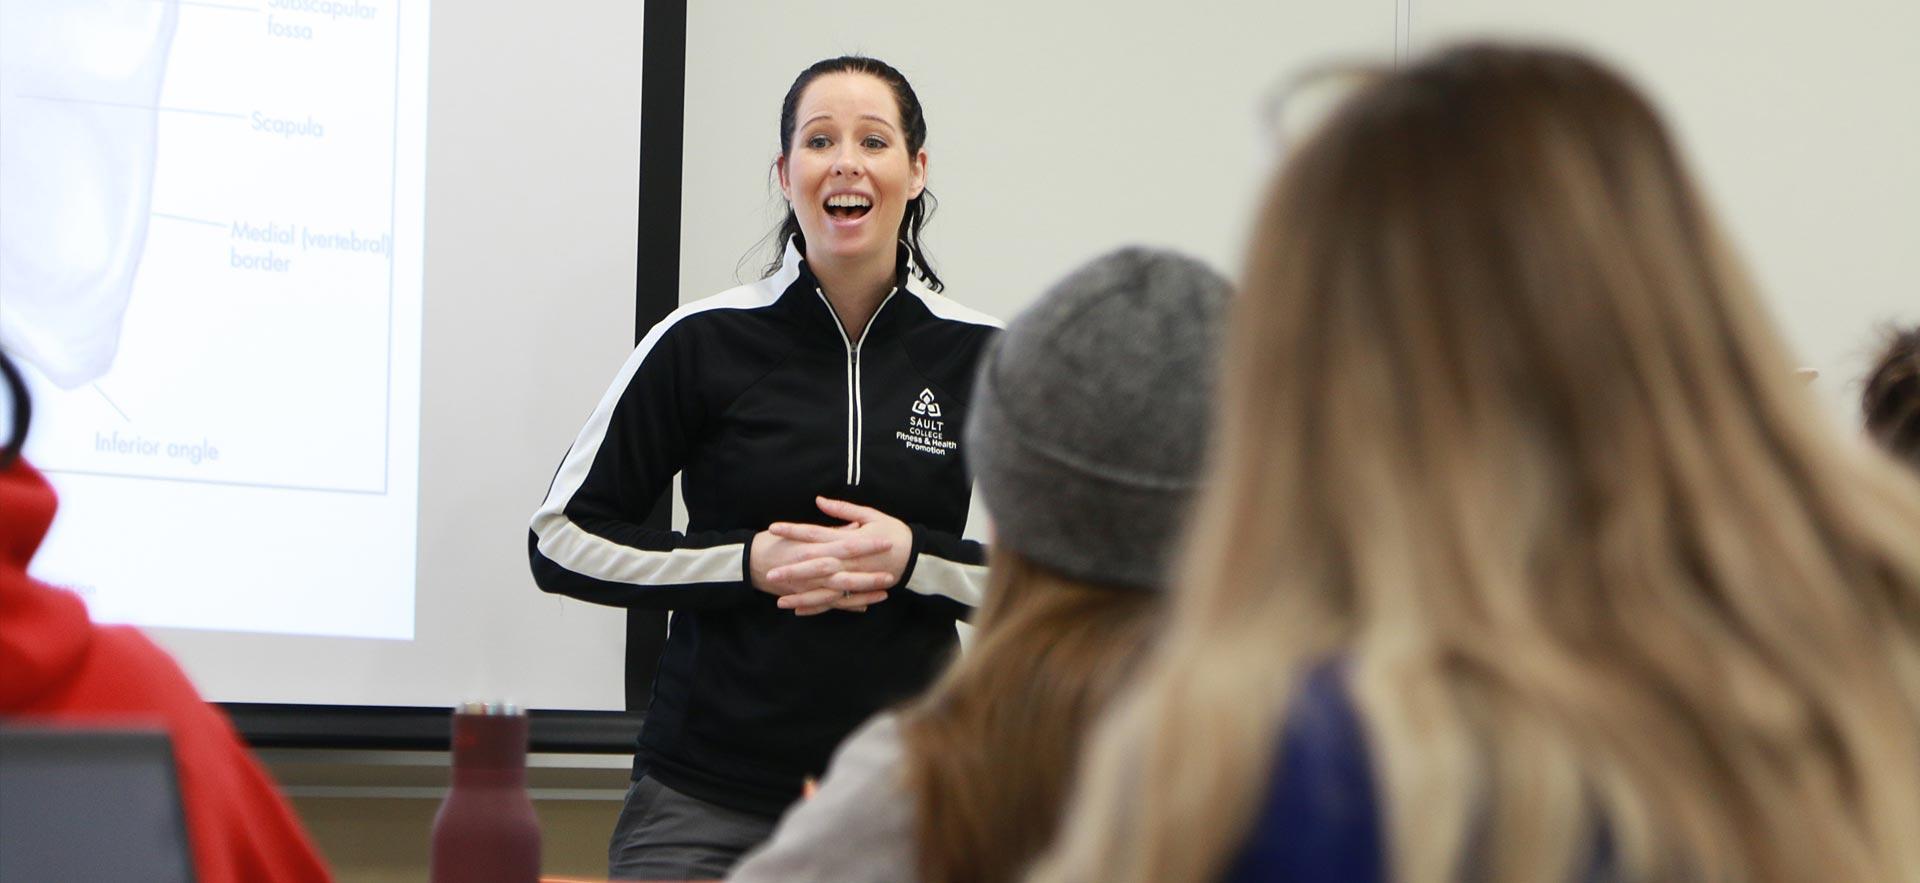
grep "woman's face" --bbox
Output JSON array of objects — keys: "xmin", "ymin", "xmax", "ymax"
[{"xmin": 778, "ymin": 72, "xmax": 927, "ymax": 270}]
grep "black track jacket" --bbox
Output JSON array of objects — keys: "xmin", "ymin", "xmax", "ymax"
[{"xmin": 529, "ymin": 240, "xmax": 999, "ymax": 815}]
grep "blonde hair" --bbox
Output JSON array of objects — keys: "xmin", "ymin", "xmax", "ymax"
[{"xmin": 1033, "ymin": 44, "xmax": 1920, "ymax": 883}]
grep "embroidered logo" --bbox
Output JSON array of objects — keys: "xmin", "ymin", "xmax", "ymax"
[
  {"xmin": 911, "ymin": 389, "xmax": 942, "ymax": 418},
  {"xmin": 898, "ymin": 388, "xmax": 957, "ymax": 457}
]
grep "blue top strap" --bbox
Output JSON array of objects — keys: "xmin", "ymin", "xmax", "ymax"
[{"xmin": 1224, "ymin": 664, "xmax": 1384, "ymax": 883}]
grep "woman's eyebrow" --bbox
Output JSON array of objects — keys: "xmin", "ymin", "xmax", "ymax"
[{"xmin": 801, "ymin": 112, "xmax": 898, "ymax": 133}]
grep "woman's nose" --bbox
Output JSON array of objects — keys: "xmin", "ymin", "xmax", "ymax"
[{"xmin": 831, "ymin": 149, "xmax": 863, "ymax": 177}]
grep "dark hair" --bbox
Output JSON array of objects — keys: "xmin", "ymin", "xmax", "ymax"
[
  {"xmin": 764, "ymin": 55, "xmax": 943, "ymax": 292},
  {"xmin": 1863, "ymin": 325, "xmax": 1920, "ymax": 467},
  {"xmin": 1, "ymin": 349, "xmax": 29, "ymax": 470}
]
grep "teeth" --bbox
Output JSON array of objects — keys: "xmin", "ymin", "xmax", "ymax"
[{"xmin": 826, "ymin": 194, "xmax": 872, "ymax": 209}]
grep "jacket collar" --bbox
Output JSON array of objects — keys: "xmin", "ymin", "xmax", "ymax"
[
  {"xmin": 778, "ymin": 236, "xmax": 926, "ymax": 299},
  {"xmin": 777, "ymin": 236, "xmax": 925, "ymax": 343}
]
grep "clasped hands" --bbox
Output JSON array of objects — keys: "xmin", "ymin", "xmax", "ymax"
[{"xmin": 750, "ymin": 497, "xmax": 911, "ymax": 616}]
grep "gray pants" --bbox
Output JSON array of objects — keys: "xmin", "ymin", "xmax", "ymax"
[{"xmin": 608, "ymin": 775, "xmax": 779, "ymax": 881}]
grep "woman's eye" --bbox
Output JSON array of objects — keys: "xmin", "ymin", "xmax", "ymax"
[
  {"xmin": 806, "ymin": 134, "xmax": 831, "ymax": 149},
  {"xmin": 863, "ymin": 136, "xmax": 888, "ymax": 150}
]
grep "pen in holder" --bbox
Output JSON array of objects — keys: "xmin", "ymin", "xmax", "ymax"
[{"xmin": 430, "ymin": 702, "xmax": 540, "ymax": 883}]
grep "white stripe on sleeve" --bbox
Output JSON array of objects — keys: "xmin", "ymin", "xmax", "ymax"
[{"xmin": 904, "ymin": 554, "xmax": 988, "ymax": 607}]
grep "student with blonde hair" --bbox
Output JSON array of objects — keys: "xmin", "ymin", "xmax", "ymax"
[
  {"xmin": 728, "ymin": 247, "xmax": 1231, "ymax": 883},
  {"xmin": 1032, "ymin": 45, "xmax": 1920, "ymax": 883}
]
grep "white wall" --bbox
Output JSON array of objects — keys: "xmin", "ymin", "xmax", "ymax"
[
  {"xmin": 1412, "ymin": 0, "xmax": 1918, "ymax": 414},
  {"xmin": 683, "ymin": 0, "xmax": 1917, "ymax": 418},
  {"xmin": 679, "ymin": 0, "xmax": 1397, "ymax": 322}
]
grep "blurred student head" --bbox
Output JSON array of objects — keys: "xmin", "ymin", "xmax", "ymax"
[
  {"xmin": 1863, "ymin": 325, "xmax": 1920, "ymax": 468},
  {"xmin": 1, "ymin": 348, "xmax": 28, "ymax": 470},
  {"xmin": 1035, "ymin": 43, "xmax": 1920, "ymax": 883},
  {"xmin": 895, "ymin": 247, "xmax": 1229, "ymax": 883}
]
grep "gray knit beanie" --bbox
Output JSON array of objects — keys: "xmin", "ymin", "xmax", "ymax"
[{"xmin": 964, "ymin": 247, "xmax": 1231, "ymax": 590}]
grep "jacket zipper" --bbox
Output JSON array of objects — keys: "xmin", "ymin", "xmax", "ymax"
[{"xmin": 817, "ymin": 287, "xmax": 898, "ymax": 486}]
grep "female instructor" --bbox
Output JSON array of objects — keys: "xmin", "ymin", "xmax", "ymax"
[{"xmin": 528, "ymin": 56, "xmax": 998, "ymax": 880}]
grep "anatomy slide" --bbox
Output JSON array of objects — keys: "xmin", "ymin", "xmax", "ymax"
[{"xmin": 0, "ymin": 0, "xmax": 427, "ymax": 639}]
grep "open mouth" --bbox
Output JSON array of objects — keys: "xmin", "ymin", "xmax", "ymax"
[{"xmin": 824, "ymin": 193, "xmax": 872, "ymax": 221}]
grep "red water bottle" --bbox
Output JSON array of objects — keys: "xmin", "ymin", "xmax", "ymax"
[{"xmin": 431, "ymin": 702, "xmax": 540, "ymax": 883}]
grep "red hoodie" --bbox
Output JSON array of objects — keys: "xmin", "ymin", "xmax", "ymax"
[{"xmin": 0, "ymin": 459, "xmax": 332, "ymax": 882}]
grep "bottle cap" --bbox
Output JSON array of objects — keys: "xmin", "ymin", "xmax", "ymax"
[{"xmin": 455, "ymin": 701, "xmax": 524, "ymax": 717}]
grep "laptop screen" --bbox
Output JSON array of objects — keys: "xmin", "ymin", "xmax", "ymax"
[{"xmin": 0, "ymin": 727, "xmax": 196, "ymax": 883}]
